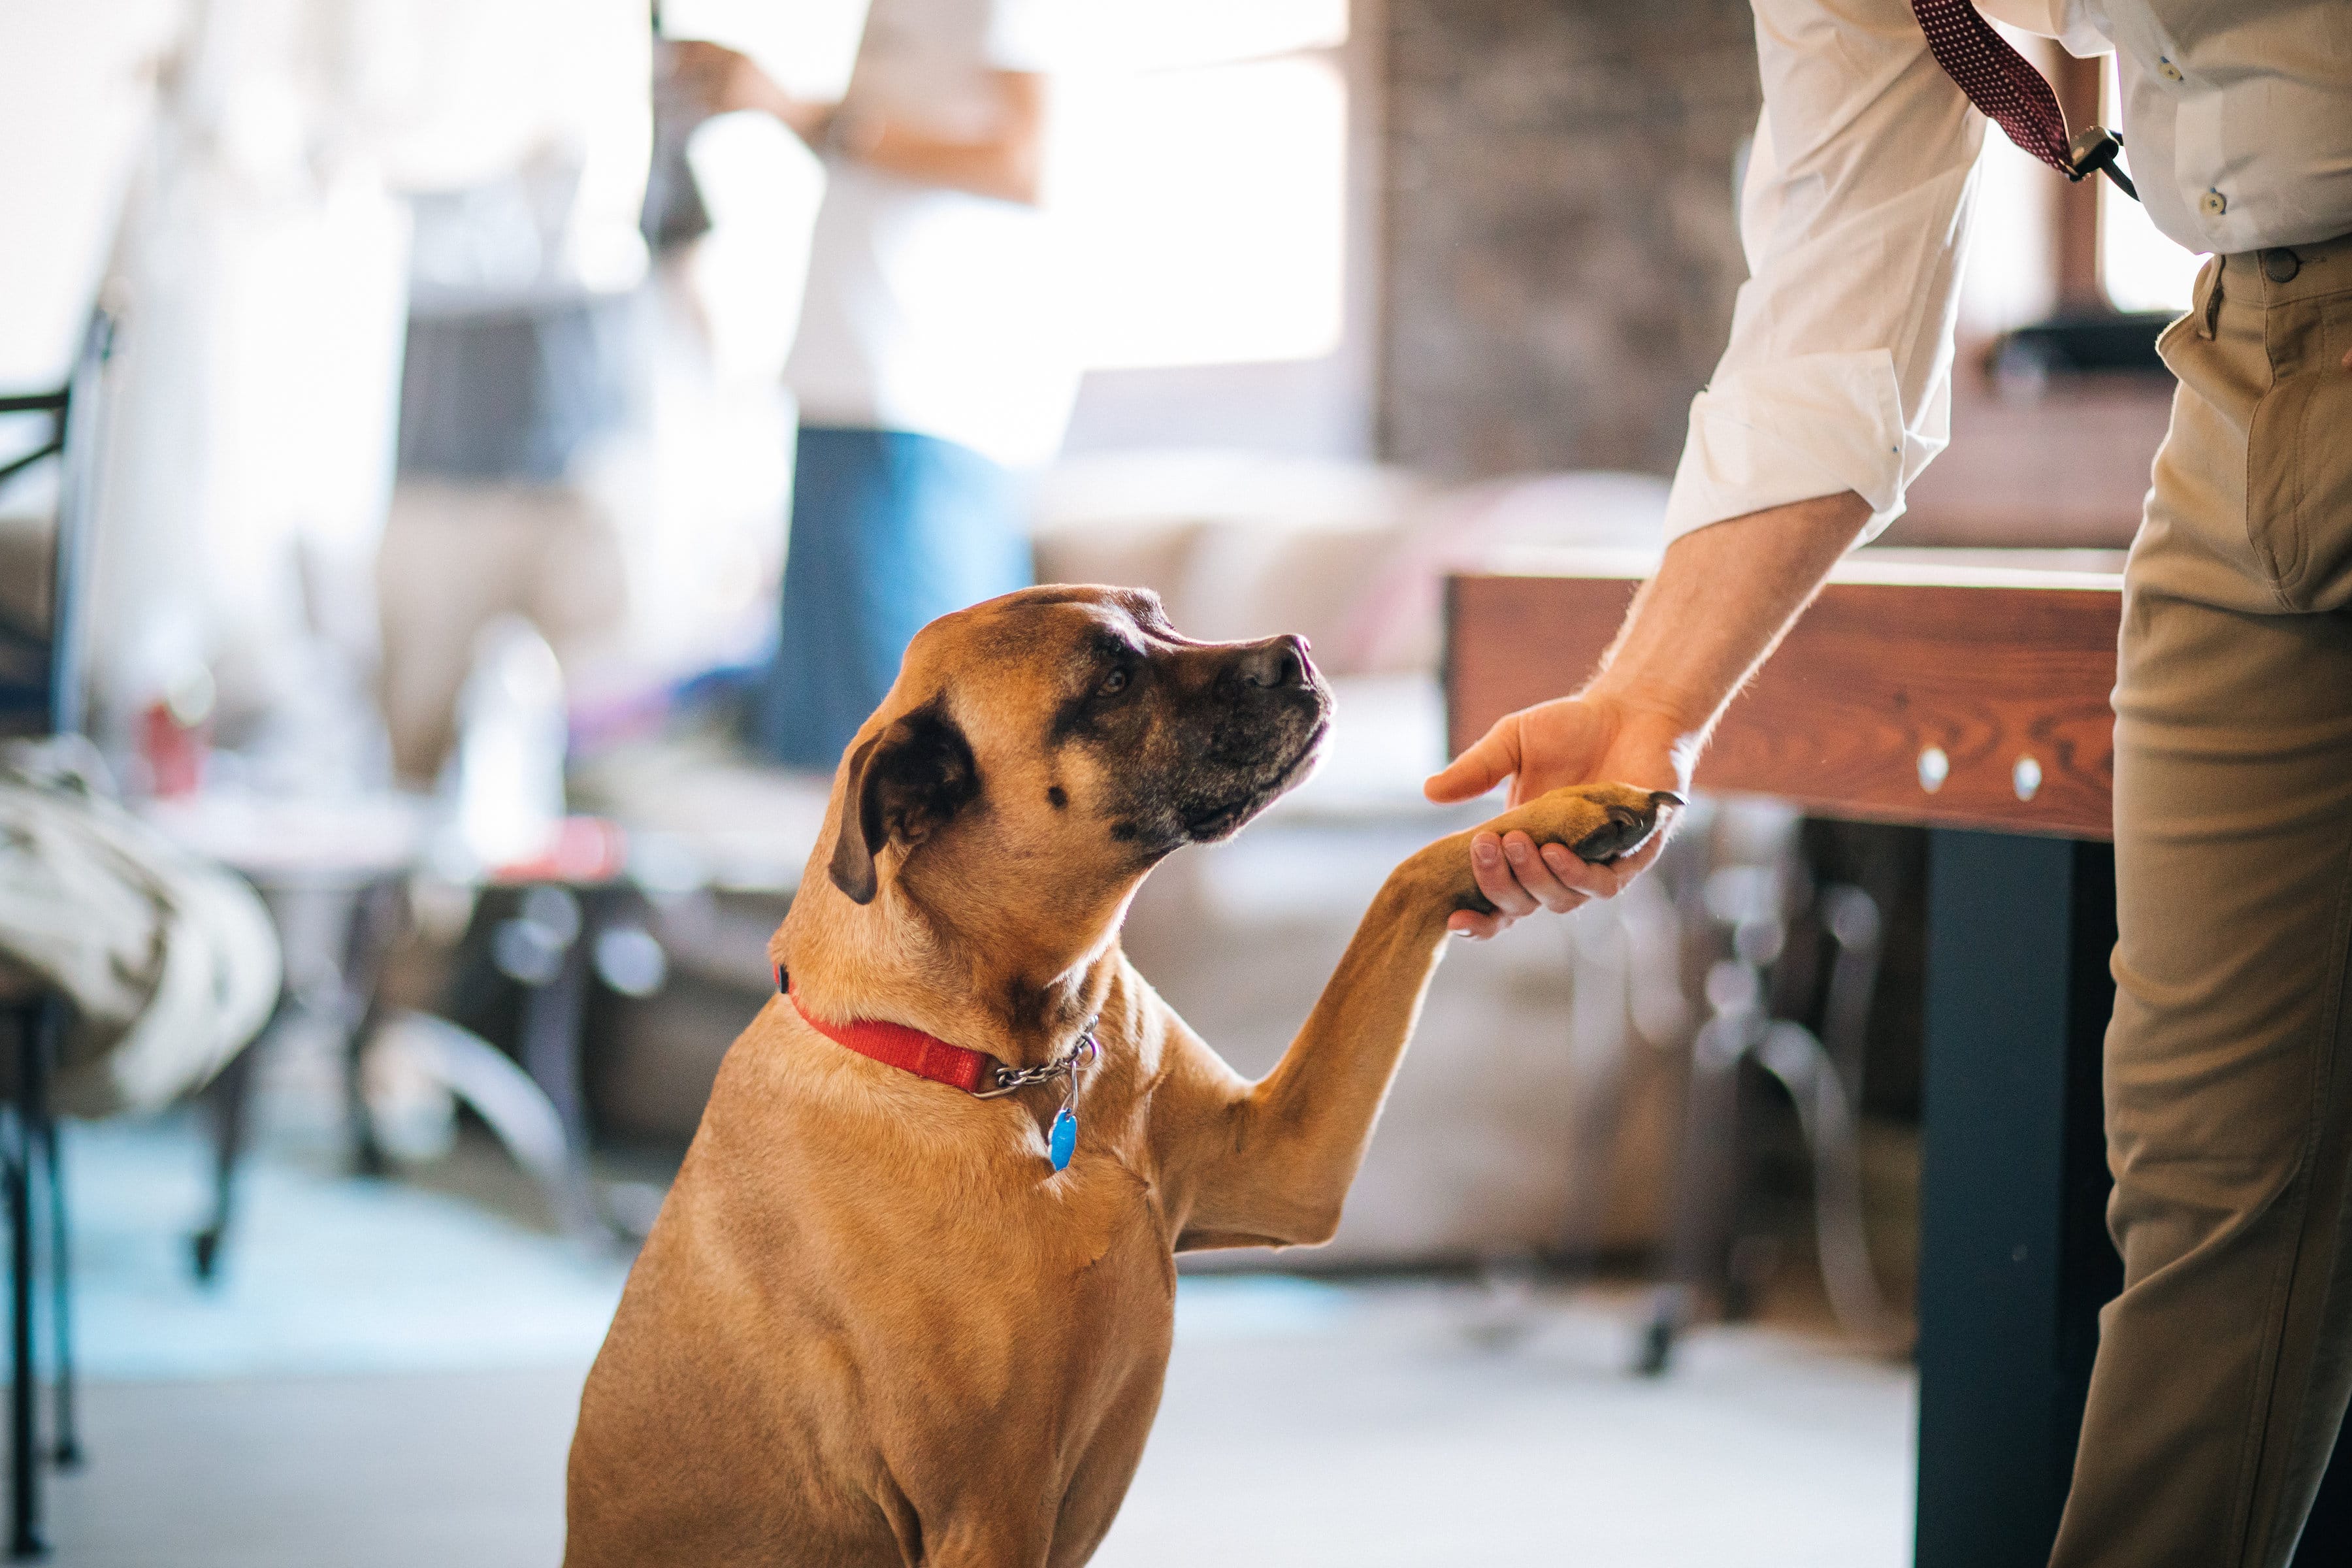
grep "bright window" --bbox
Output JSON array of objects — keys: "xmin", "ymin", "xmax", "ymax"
[
  {"xmin": 1055, "ymin": 1, "xmax": 1350, "ymax": 370},
  {"xmin": 1957, "ymin": 94, "xmax": 2059, "ymax": 336},
  {"xmin": 667, "ymin": 0, "xmax": 1353, "ymax": 372},
  {"xmin": 2099, "ymin": 55, "xmax": 2200, "ymax": 313},
  {"xmin": 1057, "ymin": 54, "xmax": 1347, "ymax": 369},
  {"xmin": 2100, "ymin": 163, "xmax": 2200, "ymax": 312}
]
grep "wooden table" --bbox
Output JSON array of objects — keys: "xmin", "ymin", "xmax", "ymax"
[{"xmin": 1445, "ymin": 547, "xmax": 2351, "ymax": 1568}]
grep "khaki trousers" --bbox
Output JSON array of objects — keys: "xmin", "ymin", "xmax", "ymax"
[{"xmin": 2051, "ymin": 233, "xmax": 2352, "ymax": 1567}]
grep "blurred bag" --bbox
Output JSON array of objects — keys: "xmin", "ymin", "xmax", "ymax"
[{"xmin": 0, "ymin": 740, "xmax": 280, "ymax": 1117}]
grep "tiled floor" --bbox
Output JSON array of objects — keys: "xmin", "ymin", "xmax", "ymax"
[
  {"xmin": 52, "ymin": 1290, "xmax": 1913, "ymax": 1568},
  {"xmin": 45, "ymin": 1118, "xmax": 1913, "ymax": 1567},
  {"xmin": 1098, "ymin": 1286, "xmax": 1913, "ymax": 1568},
  {"xmin": 55, "ymin": 1368, "xmax": 583, "ymax": 1568}
]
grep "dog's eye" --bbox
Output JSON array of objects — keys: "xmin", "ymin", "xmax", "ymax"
[{"xmin": 1096, "ymin": 668, "xmax": 1130, "ymax": 698}]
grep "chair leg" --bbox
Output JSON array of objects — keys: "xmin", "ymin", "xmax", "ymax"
[
  {"xmin": 383, "ymin": 1011, "xmax": 594, "ymax": 1235},
  {"xmin": 190, "ymin": 1002, "xmax": 273, "ymax": 1285},
  {"xmin": 508, "ymin": 890, "xmax": 601, "ymax": 1238},
  {"xmin": 8, "ymin": 1011, "xmax": 47, "ymax": 1559},
  {"xmin": 32, "ymin": 1003, "xmax": 73, "ymax": 1470},
  {"xmin": 1639, "ymin": 1011, "xmax": 1751, "ymax": 1377},
  {"xmin": 340, "ymin": 878, "xmax": 405, "ymax": 1181},
  {"xmin": 1755, "ymin": 1020, "xmax": 1899, "ymax": 1347}
]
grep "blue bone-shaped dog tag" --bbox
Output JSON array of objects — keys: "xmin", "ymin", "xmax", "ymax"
[{"xmin": 1048, "ymin": 1030, "xmax": 1094, "ymax": 1172}]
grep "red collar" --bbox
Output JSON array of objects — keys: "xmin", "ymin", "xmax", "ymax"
[{"xmin": 780, "ymin": 970, "xmax": 999, "ymax": 1094}]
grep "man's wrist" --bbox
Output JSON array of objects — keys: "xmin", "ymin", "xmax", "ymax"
[
  {"xmin": 1580, "ymin": 693, "xmax": 1705, "ymax": 798},
  {"xmin": 817, "ymin": 107, "xmax": 881, "ymax": 159},
  {"xmin": 1580, "ymin": 676, "xmax": 1710, "ymax": 753}
]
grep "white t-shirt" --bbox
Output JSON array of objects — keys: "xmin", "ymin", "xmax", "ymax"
[{"xmin": 784, "ymin": 0, "xmax": 1081, "ymax": 470}]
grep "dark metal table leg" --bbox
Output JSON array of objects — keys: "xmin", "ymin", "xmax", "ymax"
[
  {"xmin": 2298, "ymin": 1430, "xmax": 2352, "ymax": 1563},
  {"xmin": 1916, "ymin": 831, "xmax": 2352, "ymax": 1566},
  {"xmin": 1914, "ymin": 832, "xmax": 2117, "ymax": 1568},
  {"xmin": 1919, "ymin": 832, "xmax": 2126, "ymax": 1568},
  {"xmin": 31, "ymin": 1003, "xmax": 73, "ymax": 1470},
  {"xmin": 8, "ymin": 1011, "xmax": 46, "ymax": 1559}
]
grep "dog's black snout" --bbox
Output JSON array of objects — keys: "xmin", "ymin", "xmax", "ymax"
[{"xmin": 1236, "ymin": 634, "xmax": 1313, "ymax": 691}]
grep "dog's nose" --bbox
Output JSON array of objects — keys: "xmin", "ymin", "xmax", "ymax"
[{"xmin": 1236, "ymin": 634, "xmax": 1313, "ymax": 691}]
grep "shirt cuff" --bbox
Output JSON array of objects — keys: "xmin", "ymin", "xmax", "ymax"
[{"xmin": 1661, "ymin": 349, "xmax": 1929, "ymax": 547}]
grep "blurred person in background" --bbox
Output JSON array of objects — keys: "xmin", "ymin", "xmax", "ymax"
[
  {"xmin": 3, "ymin": 0, "xmax": 652, "ymax": 793},
  {"xmin": 674, "ymin": 0, "xmax": 1081, "ymax": 772}
]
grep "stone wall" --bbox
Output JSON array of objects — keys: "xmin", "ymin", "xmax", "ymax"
[{"xmin": 1379, "ymin": 0, "xmax": 1762, "ymax": 478}]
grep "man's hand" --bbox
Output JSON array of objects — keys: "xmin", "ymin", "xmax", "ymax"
[
  {"xmin": 1422, "ymin": 490, "xmax": 1873, "ymax": 941},
  {"xmin": 668, "ymin": 41, "xmax": 832, "ymax": 144},
  {"xmin": 1424, "ymin": 693, "xmax": 1691, "ymax": 940}
]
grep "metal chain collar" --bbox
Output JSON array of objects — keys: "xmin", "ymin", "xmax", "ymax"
[{"xmin": 971, "ymin": 1026, "xmax": 1100, "ymax": 1099}]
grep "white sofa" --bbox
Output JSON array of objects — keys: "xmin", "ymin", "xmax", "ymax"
[
  {"xmin": 1030, "ymin": 453, "xmax": 1683, "ymax": 1266},
  {"xmin": 580, "ymin": 451, "xmax": 1692, "ymax": 1267}
]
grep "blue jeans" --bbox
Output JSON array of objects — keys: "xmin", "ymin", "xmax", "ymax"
[{"xmin": 751, "ymin": 425, "xmax": 1032, "ymax": 770}]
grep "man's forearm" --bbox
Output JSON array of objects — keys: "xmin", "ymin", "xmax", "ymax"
[
  {"xmin": 1584, "ymin": 491, "xmax": 1874, "ymax": 755},
  {"xmin": 840, "ymin": 73, "xmax": 1047, "ymax": 206},
  {"xmin": 851, "ymin": 122, "xmax": 1043, "ymax": 204}
]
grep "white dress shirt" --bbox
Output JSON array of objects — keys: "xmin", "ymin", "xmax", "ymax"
[
  {"xmin": 785, "ymin": 0, "xmax": 1082, "ymax": 470},
  {"xmin": 1664, "ymin": 0, "xmax": 2352, "ymax": 546}
]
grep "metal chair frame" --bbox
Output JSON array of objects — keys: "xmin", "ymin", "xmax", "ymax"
[
  {"xmin": 0, "ymin": 311, "xmax": 117, "ymax": 1558},
  {"xmin": 1637, "ymin": 808, "xmax": 1904, "ymax": 1376}
]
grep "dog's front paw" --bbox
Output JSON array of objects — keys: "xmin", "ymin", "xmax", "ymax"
[{"xmin": 1482, "ymin": 783, "xmax": 1684, "ymax": 867}]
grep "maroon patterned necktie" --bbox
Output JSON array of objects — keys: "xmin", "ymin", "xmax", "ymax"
[{"xmin": 1909, "ymin": 0, "xmax": 2138, "ymax": 197}]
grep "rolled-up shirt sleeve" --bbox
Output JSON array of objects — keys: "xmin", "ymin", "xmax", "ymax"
[{"xmin": 1664, "ymin": 0, "xmax": 1988, "ymax": 546}]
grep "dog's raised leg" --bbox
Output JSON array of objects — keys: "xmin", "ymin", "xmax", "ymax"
[{"xmin": 1168, "ymin": 785, "xmax": 1676, "ymax": 1250}]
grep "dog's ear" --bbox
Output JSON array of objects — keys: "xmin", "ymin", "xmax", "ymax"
[{"xmin": 826, "ymin": 702, "xmax": 981, "ymax": 905}]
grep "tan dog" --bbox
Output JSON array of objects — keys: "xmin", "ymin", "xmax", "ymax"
[{"xmin": 566, "ymin": 586, "xmax": 1676, "ymax": 1567}]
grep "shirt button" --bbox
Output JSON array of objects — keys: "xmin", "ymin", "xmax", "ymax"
[
  {"xmin": 2201, "ymin": 189, "xmax": 2228, "ymax": 219},
  {"xmin": 2158, "ymin": 57, "xmax": 2184, "ymax": 82}
]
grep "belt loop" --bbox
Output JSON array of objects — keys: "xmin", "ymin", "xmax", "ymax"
[{"xmin": 2200, "ymin": 258, "xmax": 2225, "ymax": 339}]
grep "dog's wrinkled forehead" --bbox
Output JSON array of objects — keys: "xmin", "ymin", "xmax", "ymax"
[
  {"xmin": 1009, "ymin": 585, "xmax": 1179, "ymax": 655},
  {"xmin": 906, "ymin": 586, "xmax": 1184, "ymax": 707},
  {"xmin": 856, "ymin": 587, "xmax": 1180, "ymax": 772}
]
